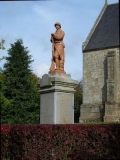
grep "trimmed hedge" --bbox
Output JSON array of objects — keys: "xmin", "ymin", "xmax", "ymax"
[
  {"xmin": 1, "ymin": 124, "xmax": 120, "ymax": 160},
  {"xmin": 1, "ymin": 124, "xmax": 11, "ymax": 159}
]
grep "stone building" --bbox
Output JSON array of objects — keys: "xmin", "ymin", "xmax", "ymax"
[{"xmin": 80, "ymin": 1, "xmax": 120, "ymax": 123}]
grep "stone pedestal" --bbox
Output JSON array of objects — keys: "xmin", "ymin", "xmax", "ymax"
[{"xmin": 40, "ymin": 73, "xmax": 78, "ymax": 124}]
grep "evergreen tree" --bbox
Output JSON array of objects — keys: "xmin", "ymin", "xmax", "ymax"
[
  {"xmin": 0, "ymin": 40, "xmax": 11, "ymax": 122},
  {"xmin": 0, "ymin": 70, "xmax": 12, "ymax": 122},
  {"xmin": 2, "ymin": 39, "xmax": 40, "ymax": 124}
]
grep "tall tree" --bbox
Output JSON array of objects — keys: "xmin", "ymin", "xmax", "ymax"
[
  {"xmin": 0, "ymin": 70, "xmax": 12, "ymax": 122},
  {"xmin": 0, "ymin": 40, "xmax": 11, "ymax": 121},
  {"xmin": 2, "ymin": 39, "xmax": 40, "ymax": 124}
]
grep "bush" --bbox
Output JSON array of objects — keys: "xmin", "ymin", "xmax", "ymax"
[
  {"xmin": 1, "ymin": 124, "xmax": 120, "ymax": 159},
  {"xmin": 1, "ymin": 124, "xmax": 11, "ymax": 160}
]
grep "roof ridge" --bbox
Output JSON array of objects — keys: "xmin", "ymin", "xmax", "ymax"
[
  {"xmin": 108, "ymin": 2, "xmax": 119, "ymax": 5},
  {"xmin": 82, "ymin": 2, "xmax": 108, "ymax": 51}
]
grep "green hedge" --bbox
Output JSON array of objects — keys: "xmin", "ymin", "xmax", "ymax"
[{"xmin": 1, "ymin": 124, "xmax": 120, "ymax": 159}]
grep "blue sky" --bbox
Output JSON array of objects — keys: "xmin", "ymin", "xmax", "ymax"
[{"xmin": 0, "ymin": 0, "xmax": 118, "ymax": 81}]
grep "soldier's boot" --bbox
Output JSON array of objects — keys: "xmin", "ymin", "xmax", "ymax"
[
  {"xmin": 60, "ymin": 60, "xmax": 64, "ymax": 71},
  {"xmin": 55, "ymin": 58, "xmax": 60, "ymax": 70}
]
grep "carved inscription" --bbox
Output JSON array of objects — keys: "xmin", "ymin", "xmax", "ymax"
[
  {"xmin": 59, "ymin": 94, "xmax": 73, "ymax": 123},
  {"xmin": 40, "ymin": 93, "xmax": 54, "ymax": 123}
]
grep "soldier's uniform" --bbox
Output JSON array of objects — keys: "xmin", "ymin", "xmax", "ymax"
[{"xmin": 52, "ymin": 22, "xmax": 65, "ymax": 71}]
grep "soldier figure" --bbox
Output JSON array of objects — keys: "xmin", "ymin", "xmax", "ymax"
[{"xmin": 49, "ymin": 22, "xmax": 65, "ymax": 73}]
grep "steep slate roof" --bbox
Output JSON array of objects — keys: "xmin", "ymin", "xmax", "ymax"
[{"xmin": 83, "ymin": 3, "xmax": 119, "ymax": 52}]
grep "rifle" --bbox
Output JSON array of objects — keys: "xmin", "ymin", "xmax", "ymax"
[{"xmin": 50, "ymin": 35, "xmax": 55, "ymax": 71}]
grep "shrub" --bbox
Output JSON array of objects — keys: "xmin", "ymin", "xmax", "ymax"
[
  {"xmin": 1, "ymin": 124, "xmax": 11, "ymax": 160},
  {"xmin": 1, "ymin": 124, "xmax": 120, "ymax": 159}
]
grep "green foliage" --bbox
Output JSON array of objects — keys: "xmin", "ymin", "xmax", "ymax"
[
  {"xmin": 74, "ymin": 81, "xmax": 82, "ymax": 109},
  {"xmin": 0, "ymin": 39, "xmax": 6, "ymax": 61},
  {"xmin": 74, "ymin": 81, "xmax": 83, "ymax": 123},
  {"xmin": 0, "ymin": 39, "xmax": 5, "ymax": 50},
  {"xmin": 0, "ymin": 70, "xmax": 12, "ymax": 121},
  {"xmin": 0, "ymin": 56, "xmax": 6, "ymax": 61},
  {"xmin": 1, "ymin": 39, "xmax": 40, "ymax": 124}
]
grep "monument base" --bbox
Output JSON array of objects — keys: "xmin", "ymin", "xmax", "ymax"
[
  {"xmin": 79, "ymin": 103, "xmax": 105, "ymax": 123},
  {"xmin": 49, "ymin": 70, "xmax": 66, "ymax": 74},
  {"xmin": 40, "ymin": 73, "xmax": 78, "ymax": 124},
  {"xmin": 104, "ymin": 102, "xmax": 120, "ymax": 122}
]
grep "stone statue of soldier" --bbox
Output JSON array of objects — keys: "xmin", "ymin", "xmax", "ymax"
[{"xmin": 49, "ymin": 22, "xmax": 66, "ymax": 74}]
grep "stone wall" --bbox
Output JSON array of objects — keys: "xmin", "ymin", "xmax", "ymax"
[
  {"xmin": 83, "ymin": 50, "xmax": 107, "ymax": 104},
  {"xmin": 80, "ymin": 47, "xmax": 120, "ymax": 123},
  {"xmin": 107, "ymin": 51, "xmax": 115, "ymax": 103},
  {"xmin": 83, "ymin": 48, "xmax": 119, "ymax": 104},
  {"xmin": 104, "ymin": 48, "xmax": 120, "ymax": 122},
  {"xmin": 115, "ymin": 49, "xmax": 120, "ymax": 103}
]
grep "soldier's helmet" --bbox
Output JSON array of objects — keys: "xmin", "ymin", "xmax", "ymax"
[{"xmin": 54, "ymin": 22, "xmax": 61, "ymax": 28}]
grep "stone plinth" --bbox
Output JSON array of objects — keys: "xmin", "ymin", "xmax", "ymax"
[
  {"xmin": 49, "ymin": 70, "xmax": 66, "ymax": 74},
  {"xmin": 40, "ymin": 73, "xmax": 78, "ymax": 124}
]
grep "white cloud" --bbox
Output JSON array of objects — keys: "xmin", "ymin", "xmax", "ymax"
[
  {"xmin": 33, "ymin": 63, "xmax": 50, "ymax": 78},
  {"xmin": 71, "ymin": 69, "xmax": 83, "ymax": 82},
  {"xmin": 32, "ymin": 2, "xmax": 75, "ymax": 26},
  {"xmin": 33, "ymin": 5, "xmax": 54, "ymax": 21}
]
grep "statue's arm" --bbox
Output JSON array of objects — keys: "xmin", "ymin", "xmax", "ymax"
[
  {"xmin": 50, "ymin": 35, "xmax": 53, "ymax": 43},
  {"xmin": 53, "ymin": 31, "xmax": 64, "ymax": 40}
]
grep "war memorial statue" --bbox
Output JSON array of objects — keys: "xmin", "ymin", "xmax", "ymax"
[
  {"xmin": 39, "ymin": 22, "xmax": 78, "ymax": 124},
  {"xmin": 49, "ymin": 22, "xmax": 66, "ymax": 74}
]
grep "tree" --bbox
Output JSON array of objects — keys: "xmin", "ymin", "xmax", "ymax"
[
  {"xmin": 0, "ymin": 39, "xmax": 5, "ymax": 50},
  {"xmin": 74, "ymin": 81, "xmax": 83, "ymax": 123},
  {"xmin": 0, "ymin": 39, "xmax": 6, "ymax": 61},
  {"xmin": 0, "ymin": 70, "xmax": 12, "ymax": 121},
  {"xmin": 2, "ymin": 39, "xmax": 40, "ymax": 124},
  {"xmin": 0, "ymin": 40, "xmax": 11, "ymax": 121}
]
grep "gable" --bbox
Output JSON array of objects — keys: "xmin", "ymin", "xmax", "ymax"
[{"xmin": 83, "ymin": 3, "xmax": 119, "ymax": 52}]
